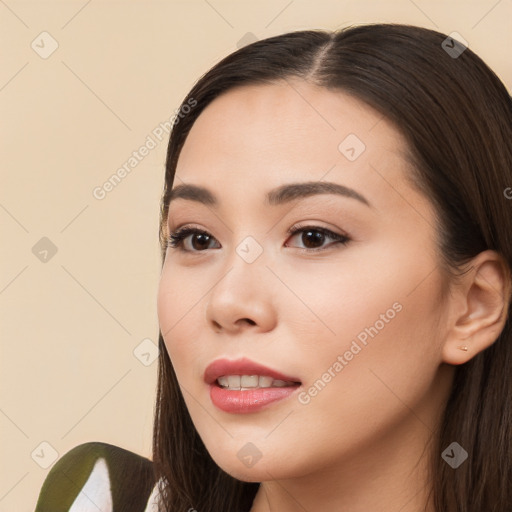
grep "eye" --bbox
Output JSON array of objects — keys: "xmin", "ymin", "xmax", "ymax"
[
  {"xmin": 167, "ymin": 226, "xmax": 220, "ymax": 252},
  {"xmin": 285, "ymin": 223, "xmax": 350, "ymax": 251},
  {"xmin": 167, "ymin": 224, "xmax": 350, "ymax": 253}
]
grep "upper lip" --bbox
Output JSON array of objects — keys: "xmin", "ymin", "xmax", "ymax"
[{"xmin": 204, "ymin": 357, "xmax": 301, "ymax": 385}]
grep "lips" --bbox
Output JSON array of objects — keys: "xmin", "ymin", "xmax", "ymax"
[
  {"xmin": 204, "ymin": 357, "xmax": 301, "ymax": 385},
  {"xmin": 205, "ymin": 357, "xmax": 302, "ymax": 414}
]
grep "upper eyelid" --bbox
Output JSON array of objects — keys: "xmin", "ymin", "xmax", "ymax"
[
  {"xmin": 168, "ymin": 223, "xmax": 344, "ymax": 237},
  {"xmin": 168, "ymin": 224, "xmax": 349, "ymax": 249}
]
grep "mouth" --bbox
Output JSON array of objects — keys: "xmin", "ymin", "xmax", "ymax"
[
  {"xmin": 204, "ymin": 357, "xmax": 302, "ymax": 413},
  {"xmin": 204, "ymin": 356, "xmax": 301, "ymax": 386},
  {"xmin": 216, "ymin": 374, "xmax": 300, "ymax": 390}
]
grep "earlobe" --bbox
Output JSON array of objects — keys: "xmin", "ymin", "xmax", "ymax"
[
  {"xmin": 442, "ymin": 250, "xmax": 511, "ymax": 366},
  {"xmin": 443, "ymin": 337, "xmax": 473, "ymax": 366}
]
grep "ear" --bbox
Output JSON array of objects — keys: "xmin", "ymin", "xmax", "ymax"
[{"xmin": 442, "ymin": 249, "xmax": 512, "ymax": 365}]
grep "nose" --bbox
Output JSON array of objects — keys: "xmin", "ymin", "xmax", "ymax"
[{"xmin": 205, "ymin": 251, "xmax": 277, "ymax": 335}]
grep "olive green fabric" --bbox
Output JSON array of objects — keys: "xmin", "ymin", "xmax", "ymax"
[{"xmin": 34, "ymin": 442, "xmax": 156, "ymax": 512}]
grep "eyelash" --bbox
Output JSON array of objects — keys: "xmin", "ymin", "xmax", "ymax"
[{"xmin": 167, "ymin": 223, "xmax": 350, "ymax": 254}]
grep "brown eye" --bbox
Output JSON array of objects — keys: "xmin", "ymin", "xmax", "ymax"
[
  {"xmin": 300, "ymin": 229, "xmax": 325, "ymax": 248},
  {"xmin": 286, "ymin": 225, "xmax": 350, "ymax": 251},
  {"xmin": 168, "ymin": 228, "xmax": 220, "ymax": 252},
  {"xmin": 167, "ymin": 224, "xmax": 350, "ymax": 253}
]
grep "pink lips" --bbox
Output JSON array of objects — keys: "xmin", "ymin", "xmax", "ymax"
[
  {"xmin": 204, "ymin": 357, "xmax": 301, "ymax": 414},
  {"xmin": 204, "ymin": 357, "xmax": 301, "ymax": 384}
]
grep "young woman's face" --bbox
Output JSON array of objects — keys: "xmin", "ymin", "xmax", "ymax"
[{"xmin": 157, "ymin": 81, "xmax": 455, "ymax": 483}]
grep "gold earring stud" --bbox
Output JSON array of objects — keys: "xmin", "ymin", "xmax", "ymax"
[{"xmin": 458, "ymin": 345, "xmax": 469, "ymax": 352}]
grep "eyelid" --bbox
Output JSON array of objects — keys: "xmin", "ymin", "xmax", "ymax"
[
  {"xmin": 167, "ymin": 224, "xmax": 220, "ymax": 252},
  {"xmin": 286, "ymin": 221, "xmax": 349, "ymax": 240},
  {"xmin": 285, "ymin": 222, "xmax": 350, "ymax": 251},
  {"xmin": 167, "ymin": 221, "xmax": 351, "ymax": 253}
]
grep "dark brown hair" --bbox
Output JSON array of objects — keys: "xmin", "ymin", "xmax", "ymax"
[{"xmin": 152, "ymin": 23, "xmax": 512, "ymax": 511}]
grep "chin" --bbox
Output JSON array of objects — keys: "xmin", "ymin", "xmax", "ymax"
[
  {"xmin": 206, "ymin": 446, "xmax": 299, "ymax": 483},
  {"xmin": 224, "ymin": 467, "xmax": 266, "ymax": 483}
]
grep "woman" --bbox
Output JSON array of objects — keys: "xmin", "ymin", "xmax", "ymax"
[{"xmin": 35, "ymin": 23, "xmax": 512, "ymax": 512}]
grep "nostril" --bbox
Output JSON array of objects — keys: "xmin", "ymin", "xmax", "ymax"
[
  {"xmin": 212, "ymin": 318, "xmax": 256, "ymax": 331},
  {"xmin": 235, "ymin": 318, "xmax": 256, "ymax": 326}
]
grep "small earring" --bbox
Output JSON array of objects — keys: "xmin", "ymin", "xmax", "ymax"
[{"xmin": 458, "ymin": 345, "xmax": 469, "ymax": 352}]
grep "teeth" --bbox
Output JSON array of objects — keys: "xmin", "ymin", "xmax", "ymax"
[
  {"xmin": 258, "ymin": 376, "xmax": 273, "ymax": 388},
  {"xmin": 217, "ymin": 376, "xmax": 229, "ymax": 387},
  {"xmin": 227, "ymin": 375, "xmax": 241, "ymax": 388},
  {"xmin": 241, "ymin": 375, "xmax": 259, "ymax": 387},
  {"xmin": 216, "ymin": 374, "xmax": 296, "ymax": 390}
]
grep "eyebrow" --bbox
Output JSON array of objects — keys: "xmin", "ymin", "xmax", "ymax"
[{"xmin": 168, "ymin": 181, "xmax": 372, "ymax": 208}]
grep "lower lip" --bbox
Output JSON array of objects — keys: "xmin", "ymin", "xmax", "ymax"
[{"xmin": 209, "ymin": 383, "xmax": 300, "ymax": 413}]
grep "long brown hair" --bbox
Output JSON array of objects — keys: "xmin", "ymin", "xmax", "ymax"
[{"xmin": 152, "ymin": 23, "xmax": 512, "ymax": 511}]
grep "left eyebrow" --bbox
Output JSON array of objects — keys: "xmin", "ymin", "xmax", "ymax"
[
  {"xmin": 266, "ymin": 181, "xmax": 371, "ymax": 208},
  {"xmin": 168, "ymin": 181, "xmax": 372, "ymax": 208}
]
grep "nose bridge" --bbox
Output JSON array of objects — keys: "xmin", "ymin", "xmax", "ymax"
[
  {"xmin": 234, "ymin": 233, "xmax": 266, "ymax": 266},
  {"xmin": 217, "ymin": 232, "xmax": 269, "ymax": 294},
  {"xmin": 219, "ymin": 206, "xmax": 270, "ymax": 265}
]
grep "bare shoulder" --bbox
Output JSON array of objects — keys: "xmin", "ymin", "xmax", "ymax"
[{"xmin": 34, "ymin": 441, "xmax": 157, "ymax": 512}]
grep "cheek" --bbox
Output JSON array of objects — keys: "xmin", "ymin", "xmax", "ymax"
[
  {"xmin": 289, "ymin": 242, "xmax": 444, "ymax": 408},
  {"xmin": 297, "ymin": 258, "xmax": 444, "ymax": 420},
  {"xmin": 157, "ymin": 266, "xmax": 204, "ymax": 368},
  {"xmin": 315, "ymin": 237, "xmax": 443, "ymax": 350},
  {"xmin": 262, "ymin": 281, "xmax": 444, "ymax": 476}
]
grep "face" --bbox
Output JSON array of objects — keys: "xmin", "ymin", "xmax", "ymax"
[{"xmin": 157, "ymin": 80, "xmax": 454, "ymax": 483}]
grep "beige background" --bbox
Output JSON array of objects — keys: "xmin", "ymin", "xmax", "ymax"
[{"xmin": 1, "ymin": 0, "xmax": 510, "ymax": 510}]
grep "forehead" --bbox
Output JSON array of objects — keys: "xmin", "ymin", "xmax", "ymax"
[
  {"xmin": 173, "ymin": 80, "xmax": 420, "ymax": 217},
  {"xmin": 181, "ymin": 79, "xmax": 405, "ymax": 150}
]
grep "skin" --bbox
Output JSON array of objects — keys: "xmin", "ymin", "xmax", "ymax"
[{"xmin": 157, "ymin": 80, "xmax": 510, "ymax": 512}]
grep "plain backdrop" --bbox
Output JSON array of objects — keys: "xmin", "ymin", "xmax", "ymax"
[{"xmin": 1, "ymin": 1, "xmax": 511, "ymax": 510}]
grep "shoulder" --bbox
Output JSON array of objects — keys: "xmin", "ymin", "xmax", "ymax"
[{"xmin": 34, "ymin": 441, "xmax": 161, "ymax": 512}]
